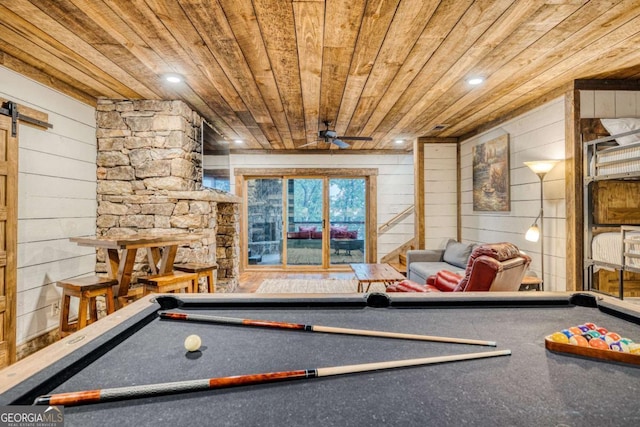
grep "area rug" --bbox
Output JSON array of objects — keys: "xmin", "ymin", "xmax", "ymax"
[{"xmin": 255, "ymin": 279, "xmax": 386, "ymax": 293}]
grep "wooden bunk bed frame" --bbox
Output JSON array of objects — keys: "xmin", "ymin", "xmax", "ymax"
[{"xmin": 582, "ymin": 118, "xmax": 640, "ymax": 299}]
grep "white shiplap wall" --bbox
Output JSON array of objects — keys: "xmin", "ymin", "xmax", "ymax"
[
  {"xmin": 460, "ymin": 97, "xmax": 566, "ymax": 291},
  {"xmin": 424, "ymin": 143, "xmax": 457, "ymax": 249},
  {"xmin": 580, "ymin": 90, "xmax": 640, "ymax": 118},
  {"xmin": 0, "ymin": 66, "xmax": 97, "ymax": 344},
  {"xmin": 212, "ymin": 153, "xmax": 414, "ymax": 262}
]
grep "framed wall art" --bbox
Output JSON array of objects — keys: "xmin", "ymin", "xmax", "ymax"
[{"xmin": 472, "ymin": 134, "xmax": 510, "ymax": 212}]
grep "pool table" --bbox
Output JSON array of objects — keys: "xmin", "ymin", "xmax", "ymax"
[{"xmin": 1, "ymin": 292, "xmax": 640, "ymax": 426}]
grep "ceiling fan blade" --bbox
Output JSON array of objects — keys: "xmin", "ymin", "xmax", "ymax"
[
  {"xmin": 336, "ymin": 136, "xmax": 373, "ymax": 141},
  {"xmin": 331, "ymin": 139, "xmax": 351, "ymax": 149},
  {"xmin": 298, "ymin": 141, "xmax": 318, "ymax": 148},
  {"xmin": 320, "ymin": 129, "xmax": 337, "ymax": 138}
]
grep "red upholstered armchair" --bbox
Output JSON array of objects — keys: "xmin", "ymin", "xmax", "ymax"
[{"xmin": 387, "ymin": 242, "xmax": 531, "ymax": 293}]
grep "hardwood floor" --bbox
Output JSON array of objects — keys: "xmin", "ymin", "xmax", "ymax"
[{"xmin": 235, "ymin": 270, "xmax": 357, "ymax": 293}]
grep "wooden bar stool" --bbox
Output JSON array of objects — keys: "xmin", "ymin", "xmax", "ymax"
[
  {"xmin": 57, "ymin": 276, "xmax": 118, "ymax": 338},
  {"xmin": 173, "ymin": 263, "xmax": 217, "ymax": 293},
  {"xmin": 138, "ymin": 271, "xmax": 197, "ymax": 295},
  {"xmin": 117, "ymin": 285, "xmax": 146, "ymax": 309}
]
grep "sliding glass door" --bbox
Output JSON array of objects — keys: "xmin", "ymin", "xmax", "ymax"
[
  {"xmin": 244, "ymin": 173, "xmax": 369, "ymax": 269},
  {"xmin": 286, "ymin": 178, "xmax": 323, "ymax": 266},
  {"xmin": 329, "ymin": 178, "xmax": 366, "ymax": 265},
  {"xmin": 247, "ymin": 178, "xmax": 282, "ymax": 266}
]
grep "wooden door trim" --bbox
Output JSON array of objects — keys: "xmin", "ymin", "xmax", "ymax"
[{"xmin": 0, "ymin": 114, "xmax": 17, "ymax": 366}]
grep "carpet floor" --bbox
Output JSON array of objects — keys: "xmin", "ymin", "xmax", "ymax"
[{"xmin": 255, "ymin": 279, "xmax": 387, "ymax": 293}]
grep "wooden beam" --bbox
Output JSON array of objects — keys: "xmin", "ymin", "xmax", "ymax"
[
  {"xmin": 457, "ymin": 143, "xmax": 461, "ymax": 242},
  {"xmin": 229, "ymin": 148, "xmax": 411, "ymax": 155},
  {"xmin": 235, "ymin": 173, "xmax": 246, "ymax": 272},
  {"xmin": 417, "ymin": 137, "xmax": 458, "ymax": 144},
  {"xmin": 367, "ymin": 174, "xmax": 377, "ymax": 263},
  {"xmin": 573, "ymin": 79, "xmax": 640, "ymax": 90},
  {"xmin": 413, "ymin": 138, "xmax": 425, "ymax": 249},
  {"xmin": 234, "ymin": 168, "xmax": 378, "ymax": 177},
  {"xmin": 565, "ymin": 86, "xmax": 581, "ymax": 292}
]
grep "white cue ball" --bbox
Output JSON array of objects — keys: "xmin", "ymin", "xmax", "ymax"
[{"xmin": 184, "ymin": 334, "xmax": 202, "ymax": 352}]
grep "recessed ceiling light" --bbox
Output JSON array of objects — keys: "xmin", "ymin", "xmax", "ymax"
[
  {"xmin": 163, "ymin": 73, "xmax": 184, "ymax": 83},
  {"xmin": 234, "ymin": 139, "xmax": 243, "ymax": 144},
  {"xmin": 468, "ymin": 77, "xmax": 484, "ymax": 85},
  {"xmin": 394, "ymin": 139, "xmax": 404, "ymax": 144}
]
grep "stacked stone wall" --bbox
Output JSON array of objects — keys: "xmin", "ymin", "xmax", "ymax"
[{"xmin": 95, "ymin": 99, "xmax": 240, "ymax": 292}]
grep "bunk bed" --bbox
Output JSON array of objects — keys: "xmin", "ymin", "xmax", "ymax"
[{"xmin": 582, "ymin": 118, "xmax": 640, "ymax": 299}]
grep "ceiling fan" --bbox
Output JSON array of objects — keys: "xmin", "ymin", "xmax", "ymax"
[{"xmin": 299, "ymin": 121, "xmax": 373, "ymax": 149}]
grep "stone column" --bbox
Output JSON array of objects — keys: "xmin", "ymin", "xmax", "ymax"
[{"xmin": 94, "ymin": 99, "xmax": 241, "ymax": 292}]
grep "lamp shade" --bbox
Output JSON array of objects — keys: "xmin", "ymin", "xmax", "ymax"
[
  {"xmin": 525, "ymin": 224, "xmax": 540, "ymax": 242},
  {"xmin": 524, "ymin": 160, "xmax": 559, "ymax": 176}
]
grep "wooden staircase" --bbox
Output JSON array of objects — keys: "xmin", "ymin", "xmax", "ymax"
[
  {"xmin": 377, "ymin": 206, "xmax": 416, "ymax": 276},
  {"xmin": 382, "ymin": 239, "xmax": 415, "ymax": 276},
  {"xmin": 389, "ymin": 253, "xmax": 407, "ymax": 276}
]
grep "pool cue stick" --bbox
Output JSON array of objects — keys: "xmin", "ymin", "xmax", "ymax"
[
  {"xmin": 34, "ymin": 349, "xmax": 510, "ymax": 407},
  {"xmin": 159, "ymin": 311, "xmax": 497, "ymax": 347}
]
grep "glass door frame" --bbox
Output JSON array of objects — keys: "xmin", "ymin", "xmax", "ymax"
[
  {"xmin": 283, "ymin": 175, "xmax": 325, "ymax": 269},
  {"xmin": 235, "ymin": 168, "xmax": 378, "ymax": 271}
]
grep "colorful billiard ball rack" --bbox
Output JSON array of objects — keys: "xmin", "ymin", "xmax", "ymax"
[{"xmin": 545, "ymin": 322, "xmax": 640, "ymax": 366}]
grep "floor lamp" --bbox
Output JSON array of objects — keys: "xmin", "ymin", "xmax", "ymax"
[{"xmin": 524, "ymin": 160, "xmax": 559, "ymax": 291}]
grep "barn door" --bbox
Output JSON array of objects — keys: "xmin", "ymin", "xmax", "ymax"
[{"xmin": 0, "ymin": 114, "xmax": 17, "ymax": 367}]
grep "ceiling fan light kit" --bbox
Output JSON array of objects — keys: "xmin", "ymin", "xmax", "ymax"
[{"xmin": 300, "ymin": 121, "xmax": 373, "ymax": 149}]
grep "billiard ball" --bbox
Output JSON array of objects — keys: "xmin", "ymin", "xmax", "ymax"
[
  {"xmin": 581, "ymin": 333, "xmax": 594, "ymax": 342},
  {"xmin": 584, "ymin": 322, "xmax": 597, "ymax": 330},
  {"xmin": 578, "ymin": 325, "xmax": 590, "ymax": 333},
  {"xmin": 568, "ymin": 327, "xmax": 582, "ymax": 336},
  {"xmin": 184, "ymin": 334, "xmax": 202, "ymax": 352},
  {"xmin": 549, "ymin": 332, "xmax": 569, "ymax": 344},
  {"xmin": 629, "ymin": 343, "xmax": 640, "ymax": 354},
  {"xmin": 596, "ymin": 327, "xmax": 608, "ymax": 335},
  {"xmin": 569, "ymin": 335, "xmax": 588, "ymax": 347},
  {"xmin": 560, "ymin": 329, "xmax": 573, "ymax": 339},
  {"xmin": 619, "ymin": 338, "xmax": 634, "ymax": 345},
  {"xmin": 585, "ymin": 330, "xmax": 601, "ymax": 339},
  {"xmin": 609, "ymin": 341, "xmax": 629, "ymax": 352},
  {"xmin": 604, "ymin": 332, "xmax": 622, "ymax": 345},
  {"xmin": 589, "ymin": 339, "xmax": 609, "ymax": 350}
]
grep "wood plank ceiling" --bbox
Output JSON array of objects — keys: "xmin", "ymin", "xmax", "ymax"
[{"xmin": 1, "ymin": 0, "xmax": 640, "ymax": 151}]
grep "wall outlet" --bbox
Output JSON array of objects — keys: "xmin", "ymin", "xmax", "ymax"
[{"xmin": 52, "ymin": 302, "xmax": 60, "ymax": 316}]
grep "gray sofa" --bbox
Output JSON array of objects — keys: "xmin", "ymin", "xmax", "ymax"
[{"xmin": 406, "ymin": 239, "xmax": 477, "ymax": 283}]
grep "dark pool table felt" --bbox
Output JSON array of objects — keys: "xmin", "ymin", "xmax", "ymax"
[{"xmin": 4, "ymin": 296, "xmax": 640, "ymax": 426}]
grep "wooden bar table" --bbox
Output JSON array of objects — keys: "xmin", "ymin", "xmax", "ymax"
[
  {"xmin": 350, "ymin": 263, "xmax": 406, "ymax": 292},
  {"xmin": 70, "ymin": 233, "xmax": 202, "ymax": 306}
]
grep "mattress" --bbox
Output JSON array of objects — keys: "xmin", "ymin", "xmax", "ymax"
[
  {"xmin": 592, "ymin": 231, "xmax": 640, "ymax": 269},
  {"xmin": 594, "ymin": 142, "xmax": 640, "ymax": 176}
]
